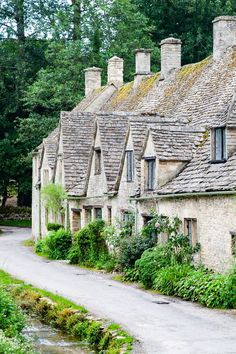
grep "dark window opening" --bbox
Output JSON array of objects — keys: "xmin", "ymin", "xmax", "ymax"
[
  {"xmin": 107, "ymin": 207, "xmax": 112, "ymax": 224},
  {"xmin": 184, "ymin": 218, "xmax": 197, "ymax": 246},
  {"xmin": 212, "ymin": 127, "xmax": 226, "ymax": 162},
  {"xmin": 94, "ymin": 207, "xmax": 102, "ymax": 219},
  {"xmin": 127, "ymin": 150, "xmax": 134, "ymax": 182},
  {"xmin": 95, "ymin": 148, "xmax": 101, "ymax": 174},
  {"xmin": 146, "ymin": 158, "xmax": 156, "ymax": 190},
  {"xmin": 231, "ymin": 233, "xmax": 236, "ymax": 256}
]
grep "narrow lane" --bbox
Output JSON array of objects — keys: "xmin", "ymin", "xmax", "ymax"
[{"xmin": 0, "ymin": 227, "xmax": 236, "ymax": 354}]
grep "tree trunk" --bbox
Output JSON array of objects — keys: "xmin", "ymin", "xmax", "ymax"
[{"xmin": 72, "ymin": 0, "xmax": 81, "ymax": 41}]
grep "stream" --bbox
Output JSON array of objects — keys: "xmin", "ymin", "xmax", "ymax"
[{"xmin": 23, "ymin": 317, "xmax": 91, "ymax": 354}]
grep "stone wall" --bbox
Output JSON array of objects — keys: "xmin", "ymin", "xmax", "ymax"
[{"xmin": 137, "ymin": 195, "xmax": 236, "ymax": 272}]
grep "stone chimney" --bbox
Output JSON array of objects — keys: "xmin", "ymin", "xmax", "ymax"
[
  {"xmin": 107, "ymin": 56, "xmax": 124, "ymax": 87},
  {"xmin": 213, "ymin": 16, "xmax": 236, "ymax": 61},
  {"xmin": 84, "ymin": 67, "xmax": 102, "ymax": 97},
  {"xmin": 160, "ymin": 37, "xmax": 181, "ymax": 78},
  {"xmin": 134, "ymin": 49, "xmax": 152, "ymax": 88}
]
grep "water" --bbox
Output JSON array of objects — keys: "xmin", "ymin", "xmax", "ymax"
[{"xmin": 23, "ymin": 317, "xmax": 90, "ymax": 354}]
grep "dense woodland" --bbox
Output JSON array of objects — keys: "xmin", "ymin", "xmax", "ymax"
[{"xmin": 0, "ymin": 0, "xmax": 235, "ymax": 206}]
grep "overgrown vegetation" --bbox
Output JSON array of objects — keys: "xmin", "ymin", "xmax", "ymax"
[
  {"xmin": 0, "ymin": 270, "xmax": 133, "ymax": 353},
  {"xmin": 68, "ymin": 220, "xmax": 116, "ymax": 271},
  {"xmin": 35, "ymin": 228, "xmax": 72, "ymax": 260},
  {"xmin": 34, "ymin": 210, "xmax": 236, "ymax": 310},
  {"xmin": 41, "ymin": 183, "xmax": 67, "ymax": 218},
  {"xmin": 0, "ymin": 286, "xmax": 35, "ymax": 353}
]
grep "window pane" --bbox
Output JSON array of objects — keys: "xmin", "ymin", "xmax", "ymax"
[
  {"xmin": 215, "ymin": 128, "xmax": 222, "ymax": 160},
  {"xmin": 214, "ymin": 128, "xmax": 226, "ymax": 160},
  {"xmin": 95, "ymin": 208, "xmax": 102, "ymax": 219},
  {"xmin": 147, "ymin": 159, "xmax": 155, "ymax": 190},
  {"xmin": 95, "ymin": 149, "xmax": 101, "ymax": 174},
  {"xmin": 127, "ymin": 151, "xmax": 134, "ymax": 182}
]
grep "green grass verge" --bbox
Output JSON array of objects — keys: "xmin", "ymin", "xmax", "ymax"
[
  {"xmin": 0, "ymin": 220, "xmax": 31, "ymax": 228},
  {"xmin": 0, "ymin": 270, "xmax": 133, "ymax": 353}
]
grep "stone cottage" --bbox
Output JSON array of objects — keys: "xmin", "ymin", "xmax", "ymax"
[{"xmin": 32, "ymin": 16, "xmax": 236, "ymax": 272}]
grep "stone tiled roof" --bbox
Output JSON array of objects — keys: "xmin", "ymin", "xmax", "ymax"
[
  {"xmin": 129, "ymin": 115, "xmax": 181, "ymax": 181},
  {"xmin": 60, "ymin": 112, "xmax": 95, "ymax": 196},
  {"xmin": 159, "ymin": 136, "xmax": 236, "ymax": 194},
  {"xmin": 151, "ymin": 126, "xmax": 203, "ymax": 161},
  {"xmin": 96, "ymin": 113, "xmax": 129, "ymax": 192},
  {"xmin": 42, "ymin": 128, "xmax": 59, "ymax": 168},
  {"xmin": 72, "ymin": 84, "xmax": 116, "ymax": 113},
  {"xmin": 227, "ymin": 93, "xmax": 236, "ymax": 128}
]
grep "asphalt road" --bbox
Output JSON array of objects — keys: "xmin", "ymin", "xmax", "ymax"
[{"xmin": 0, "ymin": 226, "xmax": 236, "ymax": 354}]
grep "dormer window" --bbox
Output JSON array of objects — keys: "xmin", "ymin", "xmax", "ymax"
[
  {"xmin": 145, "ymin": 157, "xmax": 156, "ymax": 191},
  {"xmin": 127, "ymin": 150, "xmax": 134, "ymax": 182},
  {"xmin": 212, "ymin": 127, "xmax": 226, "ymax": 162},
  {"xmin": 94, "ymin": 148, "xmax": 101, "ymax": 174}
]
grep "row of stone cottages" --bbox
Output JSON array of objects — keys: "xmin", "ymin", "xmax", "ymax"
[{"xmin": 32, "ymin": 16, "xmax": 236, "ymax": 272}]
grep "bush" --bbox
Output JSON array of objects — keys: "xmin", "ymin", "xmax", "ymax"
[
  {"xmin": 135, "ymin": 246, "xmax": 171, "ymax": 288},
  {"xmin": 153, "ymin": 264, "xmax": 193, "ymax": 295},
  {"xmin": 175, "ymin": 266, "xmax": 236, "ymax": 309},
  {"xmin": 67, "ymin": 220, "xmax": 112, "ymax": 269},
  {"xmin": 35, "ymin": 229, "xmax": 72, "ymax": 259},
  {"xmin": 47, "ymin": 223, "xmax": 64, "ymax": 231},
  {"xmin": 118, "ymin": 235, "xmax": 156, "ymax": 270},
  {"xmin": 136, "ymin": 234, "xmax": 200, "ymax": 288},
  {"xmin": 0, "ymin": 288, "xmax": 25, "ymax": 338},
  {"xmin": 0, "ymin": 330, "xmax": 34, "ymax": 354}
]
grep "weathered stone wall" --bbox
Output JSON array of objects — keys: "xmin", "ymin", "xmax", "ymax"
[
  {"xmin": 84, "ymin": 67, "xmax": 102, "ymax": 97},
  {"xmin": 160, "ymin": 38, "xmax": 181, "ymax": 78},
  {"xmin": 213, "ymin": 16, "xmax": 236, "ymax": 61},
  {"xmin": 137, "ymin": 195, "xmax": 236, "ymax": 272},
  {"xmin": 107, "ymin": 56, "xmax": 124, "ymax": 87},
  {"xmin": 226, "ymin": 128, "xmax": 236, "ymax": 158},
  {"xmin": 159, "ymin": 160, "xmax": 186, "ymax": 186}
]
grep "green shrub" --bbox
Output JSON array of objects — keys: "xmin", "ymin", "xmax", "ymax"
[
  {"xmin": 153, "ymin": 264, "xmax": 193, "ymax": 295},
  {"xmin": 0, "ymin": 330, "xmax": 35, "ymax": 354},
  {"xmin": 122, "ymin": 267, "xmax": 139, "ymax": 282},
  {"xmin": 136, "ymin": 234, "xmax": 200, "ymax": 289},
  {"xmin": 135, "ymin": 246, "xmax": 171, "ymax": 288},
  {"xmin": 0, "ymin": 288, "xmax": 25, "ymax": 338},
  {"xmin": 118, "ymin": 235, "xmax": 156, "ymax": 270},
  {"xmin": 47, "ymin": 223, "xmax": 64, "ymax": 231},
  {"xmin": 35, "ymin": 229, "xmax": 72, "ymax": 259},
  {"xmin": 67, "ymin": 220, "xmax": 112, "ymax": 269},
  {"xmin": 172, "ymin": 265, "xmax": 236, "ymax": 309}
]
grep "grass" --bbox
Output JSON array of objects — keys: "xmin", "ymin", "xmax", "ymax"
[
  {"xmin": 0, "ymin": 270, "xmax": 133, "ymax": 353},
  {"xmin": 23, "ymin": 239, "xmax": 35, "ymax": 247},
  {"xmin": 0, "ymin": 220, "xmax": 31, "ymax": 228}
]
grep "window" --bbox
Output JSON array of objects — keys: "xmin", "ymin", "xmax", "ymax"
[
  {"xmin": 184, "ymin": 218, "xmax": 197, "ymax": 246},
  {"xmin": 71, "ymin": 209, "xmax": 81, "ymax": 232},
  {"xmin": 127, "ymin": 150, "xmax": 134, "ymax": 182},
  {"xmin": 94, "ymin": 207, "xmax": 102, "ymax": 219},
  {"xmin": 123, "ymin": 211, "xmax": 133, "ymax": 223},
  {"xmin": 212, "ymin": 127, "xmax": 226, "ymax": 161},
  {"xmin": 230, "ymin": 232, "xmax": 236, "ymax": 256},
  {"xmin": 95, "ymin": 148, "xmax": 101, "ymax": 174},
  {"xmin": 145, "ymin": 158, "xmax": 156, "ymax": 190},
  {"xmin": 107, "ymin": 207, "xmax": 112, "ymax": 225},
  {"xmin": 84, "ymin": 207, "xmax": 92, "ymax": 224}
]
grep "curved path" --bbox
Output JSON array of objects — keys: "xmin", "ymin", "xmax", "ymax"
[{"xmin": 0, "ymin": 227, "xmax": 236, "ymax": 354}]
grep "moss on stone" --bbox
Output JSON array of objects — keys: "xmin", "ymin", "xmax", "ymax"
[{"xmin": 111, "ymin": 81, "xmax": 134, "ymax": 106}]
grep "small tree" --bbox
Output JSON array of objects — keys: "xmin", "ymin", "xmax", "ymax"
[{"xmin": 41, "ymin": 183, "xmax": 67, "ymax": 219}]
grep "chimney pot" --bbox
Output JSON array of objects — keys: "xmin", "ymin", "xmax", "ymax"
[
  {"xmin": 160, "ymin": 37, "xmax": 181, "ymax": 78},
  {"xmin": 213, "ymin": 16, "xmax": 236, "ymax": 60},
  {"xmin": 107, "ymin": 56, "xmax": 124, "ymax": 87},
  {"xmin": 84, "ymin": 67, "xmax": 102, "ymax": 97}
]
